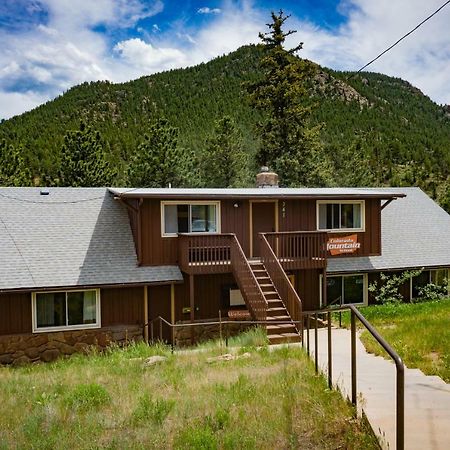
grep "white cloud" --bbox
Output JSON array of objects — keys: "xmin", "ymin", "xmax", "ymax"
[
  {"xmin": 0, "ymin": 91, "xmax": 49, "ymax": 120},
  {"xmin": 2, "ymin": 0, "xmax": 450, "ymax": 120},
  {"xmin": 113, "ymin": 38, "xmax": 187, "ymax": 74},
  {"xmin": 198, "ymin": 7, "xmax": 222, "ymax": 15},
  {"xmin": 291, "ymin": 0, "xmax": 450, "ymax": 104}
]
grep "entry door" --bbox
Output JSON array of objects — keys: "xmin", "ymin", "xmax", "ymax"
[{"xmin": 251, "ymin": 201, "xmax": 277, "ymax": 257}]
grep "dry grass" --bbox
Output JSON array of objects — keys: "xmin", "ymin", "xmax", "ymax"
[{"xmin": 0, "ymin": 332, "xmax": 379, "ymax": 449}]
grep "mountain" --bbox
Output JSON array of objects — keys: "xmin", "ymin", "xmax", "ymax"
[{"xmin": 1, "ymin": 45, "xmax": 450, "ymax": 204}]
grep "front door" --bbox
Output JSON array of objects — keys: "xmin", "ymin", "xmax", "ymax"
[{"xmin": 251, "ymin": 201, "xmax": 277, "ymax": 257}]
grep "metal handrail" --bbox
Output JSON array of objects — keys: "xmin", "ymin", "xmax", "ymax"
[
  {"xmin": 302, "ymin": 305, "xmax": 404, "ymax": 450},
  {"xmin": 145, "ymin": 305, "xmax": 405, "ymax": 450}
]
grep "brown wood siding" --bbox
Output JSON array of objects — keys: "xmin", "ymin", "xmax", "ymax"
[
  {"xmin": 101, "ymin": 286, "xmax": 144, "ymax": 326},
  {"xmin": 139, "ymin": 197, "xmax": 382, "ymax": 266},
  {"xmin": 0, "ymin": 292, "xmax": 31, "ymax": 335},
  {"xmin": 148, "ymin": 284, "xmax": 172, "ymax": 341},
  {"xmin": 291, "ymin": 269, "xmax": 321, "ymax": 311},
  {"xmin": 127, "ymin": 199, "xmax": 140, "ymax": 262},
  {"xmin": 221, "ymin": 200, "xmax": 250, "ymax": 256},
  {"xmin": 279, "ymin": 199, "xmax": 381, "ymax": 258}
]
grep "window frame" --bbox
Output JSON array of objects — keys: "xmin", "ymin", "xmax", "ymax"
[
  {"xmin": 160, "ymin": 201, "xmax": 221, "ymax": 237},
  {"xmin": 31, "ymin": 288, "xmax": 101, "ymax": 333},
  {"xmin": 320, "ymin": 273, "xmax": 368, "ymax": 307},
  {"xmin": 316, "ymin": 200, "xmax": 365, "ymax": 233}
]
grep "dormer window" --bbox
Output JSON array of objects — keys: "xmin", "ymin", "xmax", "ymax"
[
  {"xmin": 161, "ymin": 201, "xmax": 220, "ymax": 236},
  {"xmin": 317, "ymin": 201, "xmax": 364, "ymax": 232}
]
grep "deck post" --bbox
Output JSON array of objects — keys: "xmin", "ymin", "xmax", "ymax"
[
  {"xmin": 143, "ymin": 285, "xmax": 149, "ymax": 343},
  {"xmin": 322, "ymin": 268, "xmax": 327, "ymax": 307},
  {"xmin": 189, "ymin": 274, "xmax": 195, "ymax": 344},
  {"xmin": 171, "ymin": 283, "xmax": 175, "ymax": 347}
]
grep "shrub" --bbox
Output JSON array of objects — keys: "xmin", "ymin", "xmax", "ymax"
[
  {"xmin": 368, "ymin": 269, "xmax": 422, "ymax": 304},
  {"xmin": 416, "ymin": 282, "xmax": 448, "ymax": 302},
  {"xmin": 131, "ymin": 394, "xmax": 175, "ymax": 426},
  {"xmin": 64, "ymin": 383, "xmax": 110, "ymax": 410}
]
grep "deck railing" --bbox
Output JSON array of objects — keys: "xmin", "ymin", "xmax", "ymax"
[
  {"xmin": 178, "ymin": 233, "xmax": 267, "ymax": 320},
  {"xmin": 260, "ymin": 233, "xmax": 302, "ymax": 325},
  {"xmin": 178, "ymin": 233, "xmax": 233, "ymax": 274},
  {"xmin": 230, "ymin": 235, "xmax": 267, "ymax": 321},
  {"xmin": 264, "ymin": 231, "xmax": 328, "ymax": 270}
]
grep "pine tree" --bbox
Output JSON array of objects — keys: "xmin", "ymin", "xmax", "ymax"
[
  {"xmin": 246, "ymin": 10, "xmax": 332, "ymax": 186},
  {"xmin": 0, "ymin": 140, "xmax": 32, "ymax": 186},
  {"xmin": 127, "ymin": 118, "xmax": 190, "ymax": 187},
  {"xmin": 200, "ymin": 116, "xmax": 249, "ymax": 187},
  {"xmin": 58, "ymin": 122, "xmax": 116, "ymax": 187}
]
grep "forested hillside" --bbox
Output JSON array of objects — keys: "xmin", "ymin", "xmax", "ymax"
[{"xmin": 1, "ymin": 44, "xmax": 450, "ymax": 205}]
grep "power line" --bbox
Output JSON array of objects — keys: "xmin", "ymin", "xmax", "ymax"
[
  {"xmin": 350, "ymin": 0, "xmax": 450, "ymax": 77},
  {"xmin": 0, "ymin": 191, "xmax": 105, "ymax": 205},
  {"xmin": 0, "ymin": 215, "xmax": 37, "ymax": 286}
]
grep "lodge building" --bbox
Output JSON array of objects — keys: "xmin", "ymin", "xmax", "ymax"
[{"xmin": 1, "ymin": 171, "xmax": 450, "ymax": 363}]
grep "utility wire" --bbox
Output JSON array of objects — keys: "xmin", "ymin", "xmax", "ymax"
[
  {"xmin": 0, "ymin": 214, "xmax": 37, "ymax": 285},
  {"xmin": 0, "ymin": 191, "xmax": 106, "ymax": 205},
  {"xmin": 350, "ymin": 0, "xmax": 450, "ymax": 77}
]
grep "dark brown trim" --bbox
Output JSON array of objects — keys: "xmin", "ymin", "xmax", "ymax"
[
  {"xmin": 381, "ymin": 198, "xmax": 396, "ymax": 210},
  {"xmin": 114, "ymin": 193, "xmax": 406, "ymax": 201},
  {"xmin": 0, "ymin": 279, "xmax": 184, "ymax": 294},
  {"xmin": 327, "ymin": 265, "xmax": 450, "ymax": 276}
]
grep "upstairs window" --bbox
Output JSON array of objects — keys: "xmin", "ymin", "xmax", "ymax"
[
  {"xmin": 162, "ymin": 202, "xmax": 220, "ymax": 236},
  {"xmin": 33, "ymin": 290, "xmax": 100, "ymax": 332},
  {"xmin": 317, "ymin": 201, "xmax": 364, "ymax": 231}
]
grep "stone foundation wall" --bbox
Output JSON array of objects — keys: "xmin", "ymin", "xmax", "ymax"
[
  {"xmin": 0, "ymin": 325, "xmax": 142, "ymax": 366},
  {"xmin": 174, "ymin": 320, "xmax": 253, "ymax": 347}
]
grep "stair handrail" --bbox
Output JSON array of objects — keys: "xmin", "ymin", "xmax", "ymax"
[
  {"xmin": 259, "ymin": 233, "xmax": 303, "ymax": 325},
  {"xmin": 229, "ymin": 234, "xmax": 268, "ymax": 321}
]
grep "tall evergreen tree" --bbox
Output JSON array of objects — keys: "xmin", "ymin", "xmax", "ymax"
[
  {"xmin": 246, "ymin": 10, "xmax": 332, "ymax": 186},
  {"xmin": 58, "ymin": 122, "xmax": 115, "ymax": 187},
  {"xmin": 200, "ymin": 116, "xmax": 249, "ymax": 187},
  {"xmin": 0, "ymin": 140, "xmax": 32, "ymax": 186},
  {"xmin": 127, "ymin": 118, "xmax": 190, "ymax": 187}
]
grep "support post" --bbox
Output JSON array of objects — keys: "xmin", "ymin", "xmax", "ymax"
[
  {"xmin": 327, "ymin": 311, "xmax": 332, "ymax": 389},
  {"xmin": 322, "ymin": 269, "xmax": 327, "ymax": 307},
  {"xmin": 143, "ymin": 285, "xmax": 149, "ymax": 343},
  {"xmin": 314, "ymin": 312, "xmax": 318, "ymax": 374},
  {"xmin": 351, "ymin": 310, "xmax": 357, "ymax": 407},
  {"xmin": 171, "ymin": 283, "xmax": 175, "ymax": 350},
  {"xmin": 189, "ymin": 274, "xmax": 195, "ymax": 345}
]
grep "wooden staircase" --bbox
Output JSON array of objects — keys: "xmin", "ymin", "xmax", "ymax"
[{"xmin": 249, "ymin": 260, "xmax": 302, "ymax": 345}]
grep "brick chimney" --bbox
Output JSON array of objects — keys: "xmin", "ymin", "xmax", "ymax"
[{"xmin": 256, "ymin": 166, "xmax": 279, "ymax": 188}]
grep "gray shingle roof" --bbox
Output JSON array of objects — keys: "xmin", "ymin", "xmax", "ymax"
[
  {"xmin": 327, "ymin": 187, "xmax": 450, "ymax": 273},
  {"xmin": 0, "ymin": 188, "xmax": 182, "ymax": 292}
]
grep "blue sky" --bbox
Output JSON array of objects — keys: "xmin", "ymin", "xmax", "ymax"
[{"xmin": 1, "ymin": 0, "xmax": 450, "ymax": 119}]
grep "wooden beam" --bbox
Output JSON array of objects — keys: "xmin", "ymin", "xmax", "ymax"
[
  {"xmin": 189, "ymin": 274, "xmax": 195, "ymax": 345},
  {"xmin": 143, "ymin": 285, "xmax": 149, "ymax": 343},
  {"xmin": 171, "ymin": 283, "xmax": 175, "ymax": 347},
  {"xmin": 322, "ymin": 269, "xmax": 327, "ymax": 308},
  {"xmin": 170, "ymin": 283, "xmax": 175, "ymax": 324}
]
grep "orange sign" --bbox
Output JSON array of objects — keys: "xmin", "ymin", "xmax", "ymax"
[{"xmin": 327, "ymin": 234, "xmax": 360, "ymax": 255}]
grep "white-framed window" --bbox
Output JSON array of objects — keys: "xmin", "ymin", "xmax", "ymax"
[
  {"xmin": 320, "ymin": 274, "xmax": 368, "ymax": 307},
  {"xmin": 32, "ymin": 289, "xmax": 101, "ymax": 333},
  {"xmin": 161, "ymin": 201, "xmax": 221, "ymax": 237},
  {"xmin": 317, "ymin": 200, "xmax": 365, "ymax": 232},
  {"xmin": 411, "ymin": 268, "xmax": 449, "ymax": 299}
]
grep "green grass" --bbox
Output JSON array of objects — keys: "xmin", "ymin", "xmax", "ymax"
[
  {"xmin": 0, "ymin": 332, "xmax": 378, "ymax": 449},
  {"xmin": 336, "ymin": 299, "xmax": 450, "ymax": 382}
]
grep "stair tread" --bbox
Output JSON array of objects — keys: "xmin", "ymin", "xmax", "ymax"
[
  {"xmin": 267, "ymin": 324, "xmax": 296, "ymax": 330},
  {"xmin": 267, "ymin": 315, "xmax": 291, "ymax": 320}
]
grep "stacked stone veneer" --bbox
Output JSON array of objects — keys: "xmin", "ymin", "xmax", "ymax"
[
  {"xmin": 0, "ymin": 325, "xmax": 142, "ymax": 366},
  {"xmin": 174, "ymin": 320, "xmax": 253, "ymax": 347}
]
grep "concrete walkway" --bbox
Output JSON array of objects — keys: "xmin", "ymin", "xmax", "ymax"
[{"xmin": 305, "ymin": 328, "xmax": 450, "ymax": 450}]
